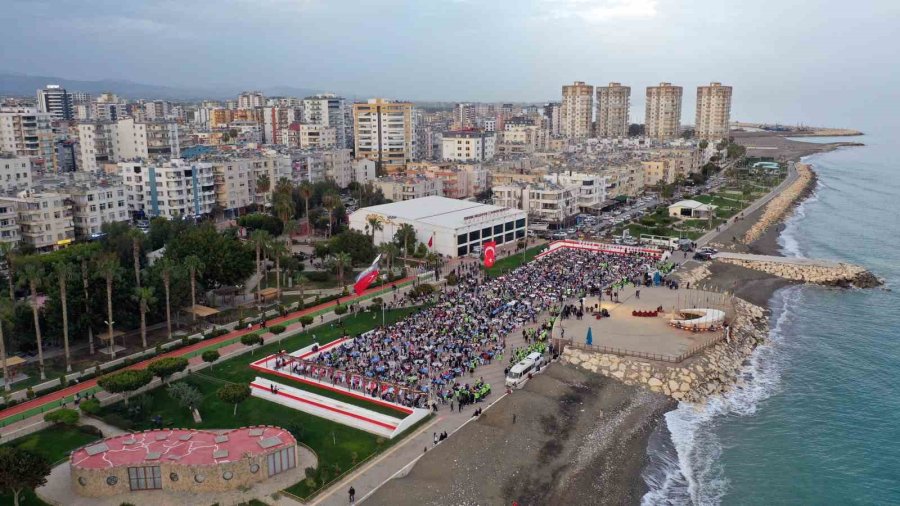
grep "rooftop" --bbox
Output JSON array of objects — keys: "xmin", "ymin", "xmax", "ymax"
[
  {"xmin": 71, "ymin": 426, "xmax": 295, "ymax": 469},
  {"xmin": 353, "ymin": 196, "xmax": 522, "ymax": 229}
]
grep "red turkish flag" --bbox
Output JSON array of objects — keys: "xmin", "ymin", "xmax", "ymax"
[
  {"xmin": 483, "ymin": 241, "xmax": 496, "ymax": 268},
  {"xmin": 428, "ymin": 235, "xmax": 433, "ymax": 248}
]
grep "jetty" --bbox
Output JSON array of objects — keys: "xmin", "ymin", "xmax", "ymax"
[{"xmin": 713, "ymin": 252, "xmax": 880, "ymax": 288}]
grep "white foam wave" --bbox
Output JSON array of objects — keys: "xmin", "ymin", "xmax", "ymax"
[
  {"xmin": 778, "ymin": 186, "xmax": 819, "ymax": 259},
  {"xmin": 641, "ymin": 287, "xmax": 803, "ymax": 505}
]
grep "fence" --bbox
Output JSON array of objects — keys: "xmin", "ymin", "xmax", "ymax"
[{"xmin": 565, "ymin": 328, "xmax": 727, "ymax": 364}]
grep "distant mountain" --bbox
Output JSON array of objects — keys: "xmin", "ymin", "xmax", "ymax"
[{"xmin": 0, "ymin": 71, "xmax": 338, "ymax": 101}]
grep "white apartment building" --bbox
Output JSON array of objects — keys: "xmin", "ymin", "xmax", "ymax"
[
  {"xmin": 353, "ymin": 99, "xmax": 416, "ymax": 169},
  {"xmin": 544, "ymin": 172, "xmax": 607, "ymax": 213},
  {"xmin": 645, "ymin": 82, "xmax": 683, "ymax": 141},
  {"xmin": 297, "ymin": 124, "xmax": 337, "ymax": 149},
  {"xmin": 0, "ymin": 153, "xmax": 33, "ymax": 193},
  {"xmin": 561, "ymin": 82, "xmax": 594, "ymax": 140},
  {"xmin": 373, "ymin": 176, "xmax": 443, "ymax": 202},
  {"xmin": 595, "ymin": 83, "xmax": 630, "ymax": 139},
  {"xmin": 91, "ymin": 93, "xmax": 127, "ymax": 121},
  {"xmin": 695, "ymin": 82, "xmax": 733, "ymax": 140},
  {"xmin": 119, "ymin": 159, "xmax": 216, "ymax": 219},
  {"xmin": 352, "ymin": 159, "xmax": 377, "ymax": 185},
  {"xmin": 209, "ymin": 158, "xmax": 254, "ymax": 215},
  {"xmin": 492, "ymin": 182, "xmax": 578, "ymax": 227},
  {"xmin": 76, "ymin": 121, "xmax": 116, "ymax": 172},
  {"xmin": 543, "ymin": 102, "xmax": 561, "ymax": 136},
  {"xmin": 64, "ymin": 176, "xmax": 129, "ymax": 238},
  {"xmin": 302, "ymin": 94, "xmax": 352, "ymax": 149},
  {"xmin": 0, "ymin": 107, "xmax": 55, "ymax": 169},
  {"xmin": 1, "ymin": 190, "xmax": 75, "ymax": 252},
  {"xmin": 0, "ymin": 202, "xmax": 19, "ymax": 247},
  {"xmin": 441, "ymin": 130, "xmax": 495, "ymax": 162},
  {"xmin": 262, "ymin": 106, "xmax": 299, "ymax": 144},
  {"xmin": 238, "ymin": 91, "xmax": 265, "ymax": 109},
  {"xmin": 78, "ymin": 118, "xmax": 183, "ymax": 172},
  {"xmin": 323, "ymin": 148, "xmax": 353, "ymax": 188}
]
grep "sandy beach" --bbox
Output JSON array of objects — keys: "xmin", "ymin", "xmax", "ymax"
[{"xmin": 367, "ymin": 364, "xmax": 674, "ymax": 506}]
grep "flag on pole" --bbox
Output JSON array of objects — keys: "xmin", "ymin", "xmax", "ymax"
[
  {"xmin": 427, "ymin": 233, "xmax": 433, "ymax": 249},
  {"xmin": 353, "ymin": 254, "xmax": 382, "ymax": 295},
  {"xmin": 483, "ymin": 241, "xmax": 497, "ymax": 268}
]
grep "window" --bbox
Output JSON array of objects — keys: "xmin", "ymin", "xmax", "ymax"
[
  {"xmin": 267, "ymin": 447, "xmax": 296, "ymax": 477},
  {"xmin": 468, "ymin": 230, "xmax": 480, "ymax": 242},
  {"xmin": 482, "ymin": 227, "xmax": 491, "ymax": 238},
  {"xmin": 127, "ymin": 466, "xmax": 161, "ymax": 491},
  {"xmin": 516, "ymin": 218, "xmax": 526, "ymax": 228},
  {"xmin": 493, "ymin": 224, "xmax": 503, "ymax": 234},
  {"xmin": 505, "ymin": 221, "xmax": 514, "ymax": 231},
  {"xmin": 457, "ymin": 233, "xmax": 467, "ymax": 245},
  {"xmin": 505, "ymin": 232, "xmax": 514, "ymax": 242},
  {"xmin": 457, "ymin": 245, "xmax": 468, "ymax": 256}
]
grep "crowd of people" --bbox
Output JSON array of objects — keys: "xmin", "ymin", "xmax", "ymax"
[{"xmin": 295, "ymin": 247, "xmax": 656, "ymax": 408}]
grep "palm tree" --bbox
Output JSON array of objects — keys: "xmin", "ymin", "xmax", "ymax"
[
  {"xmin": 273, "ymin": 189, "xmax": 295, "ymax": 225},
  {"xmin": 79, "ymin": 254, "xmax": 95, "ymax": 355},
  {"xmin": 425, "ymin": 252, "xmax": 441, "ymax": 272},
  {"xmin": 18, "ymin": 262, "xmax": 46, "ymax": 380},
  {"xmin": 379, "ymin": 243, "xmax": 399, "ymax": 276},
  {"xmin": 183, "ymin": 256, "xmax": 204, "ymax": 323},
  {"xmin": 95, "ymin": 253, "xmax": 121, "ymax": 359},
  {"xmin": 295, "ymin": 274, "xmax": 309, "ymax": 309},
  {"xmin": 0, "ymin": 296, "xmax": 13, "ymax": 391},
  {"xmin": 249, "ymin": 229, "xmax": 271, "ymax": 303},
  {"xmin": 53, "ymin": 261, "xmax": 75, "ymax": 372},
  {"xmin": 0, "ymin": 242, "xmax": 15, "ymax": 300},
  {"xmin": 322, "ymin": 192, "xmax": 340, "ymax": 238},
  {"xmin": 331, "ymin": 252, "xmax": 352, "ymax": 289},
  {"xmin": 133, "ymin": 287, "xmax": 156, "ymax": 348},
  {"xmin": 298, "ymin": 182, "xmax": 313, "ymax": 232},
  {"xmin": 395, "ymin": 223, "xmax": 416, "ymax": 257},
  {"xmin": 157, "ymin": 256, "xmax": 176, "ymax": 339},
  {"xmin": 268, "ymin": 240, "xmax": 289, "ymax": 302},
  {"xmin": 366, "ymin": 215, "xmax": 384, "ymax": 242},
  {"xmin": 256, "ymin": 173, "xmax": 271, "ymax": 193},
  {"xmin": 128, "ymin": 229, "xmax": 143, "ymax": 288}
]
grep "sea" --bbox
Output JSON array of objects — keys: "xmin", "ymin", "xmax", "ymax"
[{"xmin": 641, "ymin": 133, "xmax": 900, "ymax": 505}]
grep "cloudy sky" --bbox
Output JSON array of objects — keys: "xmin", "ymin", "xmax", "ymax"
[{"xmin": 2, "ymin": 0, "xmax": 898, "ymax": 127}]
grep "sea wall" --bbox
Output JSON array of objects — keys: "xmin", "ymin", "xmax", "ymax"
[
  {"xmin": 744, "ymin": 163, "xmax": 816, "ymax": 243},
  {"xmin": 561, "ymin": 299, "xmax": 768, "ymax": 402},
  {"xmin": 715, "ymin": 258, "xmax": 881, "ymax": 288}
]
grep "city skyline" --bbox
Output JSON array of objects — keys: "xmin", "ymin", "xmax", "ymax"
[{"xmin": 2, "ymin": 0, "xmax": 898, "ymax": 128}]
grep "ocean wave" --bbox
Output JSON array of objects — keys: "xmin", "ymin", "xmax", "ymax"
[
  {"xmin": 641, "ymin": 287, "xmax": 803, "ymax": 505},
  {"xmin": 778, "ymin": 187, "xmax": 818, "ymax": 259}
]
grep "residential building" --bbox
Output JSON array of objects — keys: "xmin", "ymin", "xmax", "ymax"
[
  {"xmin": 262, "ymin": 106, "xmax": 299, "ymax": 144},
  {"xmin": 353, "ymin": 99, "xmax": 416, "ymax": 170},
  {"xmin": 454, "ymin": 103, "xmax": 476, "ymax": 129},
  {"xmin": 91, "ymin": 93, "xmax": 127, "ymax": 121},
  {"xmin": 544, "ymin": 171, "xmax": 607, "ymax": 213},
  {"xmin": 543, "ymin": 102, "xmax": 561, "ymax": 136},
  {"xmin": 302, "ymin": 94, "xmax": 352, "ymax": 149},
  {"xmin": 63, "ymin": 174, "xmax": 129, "ymax": 238},
  {"xmin": 595, "ymin": 83, "xmax": 630, "ymax": 138},
  {"xmin": 297, "ymin": 124, "xmax": 337, "ymax": 149},
  {"xmin": 492, "ymin": 182, "xmax": 577, "ymax": 227},
  {"xmin": 642, "ymin": 160, "xmax": 673, "ymax": 187},
  {"xmin": 119, "ymin": 159, "xmax": 216, "ymax": 219},
  {"xmin": 323, "ymin": 148, "xmax": 353, "ymax": 187},
  {"xmin": 348, "ymin": 196, "xmax": 527, "ymax": 258},
  {"xmin": 352, "ymin": 158, "xmax": 377, "ymax": 185},
  {"xmin": 695, "ymin": 82, "xmax": 733, "ymax": 140},
  {"xmin": 561, "ymin": 81, "xmax": 594, "ymax": 139},
  {"xmin": 0, "ymin": 201, "xmax": 19, "ymax": 247},
  {"xmin": 143, "ymin": 100, "xmax": 171, "ymax": 120},
  {"xmin": 441, "ymin": 130, "xmax": 495, "ymax": 162},
  {"xmin": 0, "ymin": 153, "xmax": 33, "ymax": 192},
  {"xmin": 372, "ymin": 175, "xmax": 442, "ymax": 202},
  {"xmin": 76, "ymin": 121, "xmax": 116, "ymax": 172},
  {"xmin": 0, "ymin": 107, "xmax": 55, "ymax": 169},
  {"xmin": 2, "ymin": 190, "xmax": 74, "ymax": 252},
  {"xmin": 238, "ymin": 91, "xmax": 265, "ymax": 109},
  {"xmin": 36, "ymin": 85, "xmax": 74, "ymax": 120},
  {"xmin": 645, "ymin": 82, "xmax": 683, "ymax": 140}
]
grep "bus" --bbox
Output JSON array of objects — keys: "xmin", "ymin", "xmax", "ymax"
[{"xmin": 505, "ymin": 357, "xmax": 536, "ymax": 388}]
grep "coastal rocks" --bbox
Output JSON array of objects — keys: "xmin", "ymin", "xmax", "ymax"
[
  {"xmin": 744, "ymin": 163, "xmax": 816, "ymax": 243},
  {"xmin": 561, "ymin": 299, "xmax": 770, "ymax": 403},
  {"xmin": 715, "ymin": 257, "xmax": 882, "ymax": 288}
]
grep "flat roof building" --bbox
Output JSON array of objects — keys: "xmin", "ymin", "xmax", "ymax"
[{"xmin": 348, "ymin": 196, "xmax": 527, "ymax": 258}]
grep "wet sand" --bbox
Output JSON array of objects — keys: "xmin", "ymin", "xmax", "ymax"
[{"xmin": 366, "ymin": 364, "xmax": 674, "ymax": 506}]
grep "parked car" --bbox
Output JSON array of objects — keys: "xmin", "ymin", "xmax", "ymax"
[{"xmin": 693, "ymin": 252, "xmax": 713, "ymax": 261}]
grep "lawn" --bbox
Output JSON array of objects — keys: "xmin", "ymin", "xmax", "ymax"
[
  {"xmin": 95, "ymin": 307, "xmax": 425, "ymax": 500},
  {"xmin": 486, "ymin": 244, "xmax": 546, "ymax": 277},
  {"xmin": 0, "ymin": 424, "xmax": 102, "ymax": 505}
]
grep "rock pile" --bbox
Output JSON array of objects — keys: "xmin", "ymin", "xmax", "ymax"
[
  {"xmin": 561, "ymin": 299, "xmax": 768, "ymax": 402},
  {"xmin": 744, "ymin": 163, "xmax": 816, "ymax": 243},
  {"xmin": 716, "ymin": 257, "xmax": 881, "ymax": 288}
]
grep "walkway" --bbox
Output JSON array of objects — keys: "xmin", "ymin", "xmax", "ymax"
[{"xmin": 0, "ymin": 276, "xmax": 418, "ymax": 430}]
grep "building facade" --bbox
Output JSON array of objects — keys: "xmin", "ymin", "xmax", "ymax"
[
  {"xmin": 441, "ymin": 130, "xmax": 495, "ymax": 162},
  {"xmin": 36, "ymin": 85, "xmax": 74, "ymax": 121},
  {"xmin": 595, "ymin": 83, "xmax": 630, "ymax": 139},
  {"xmin": 0, "ymin": 107, "xmax": 55, "ymax": 169},
  {"xmin": 0, "ymin": 153, "xmax": 33, "ymax": 193},
  {"xmin": 1, "ymin": 190, "xmax": 75, "ymax": 252},
  {"xmin": 645, "ymin": 82, "xmax": 683, "ymax": 141},
  {"xmin": 120, "ymin": 159, "xmax": 216, "ymax": 218},
  {"xmin": 372, "ymin": 175, "xmax": 443, "ymax": 202},
  {"xmin": 695, "ymin": 82, "xmax": 732, "ymax": 140},
  {"xmin": 561, "ymin": 82, "xmax": 594, "ymax": 140},
  {"xmin": 353, "ymin": 99, "xmax": 416, "ymax": 170}
]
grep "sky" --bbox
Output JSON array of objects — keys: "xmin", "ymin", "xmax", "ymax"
[{"xmin": 2, "ymin": 0, "xmax": 899, "ymax": 128}]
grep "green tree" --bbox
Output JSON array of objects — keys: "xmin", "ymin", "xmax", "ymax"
[
  {"xmin": 95, "ymin": 253, "xmax": 122, "ymax": 359},
  {"xmin": 699, "ymin": 139, "xmax": 709, "ymax": 150},
  {"xmin": 43, "ymin": 407, "xmax": 79, "ymax": 425},
  {"xmin": 217, "ymin": 383, "xmax": 251, "ymax": 416},
  {"xmin": 17, "ymin": 261, "xmax": 46, "ymax": 380},
  {"xmin": 78, "ymin": 253, "xmax": 96, "ymax": 355},
  {"xmin": 164, "ymin": 224, "xmax": 254, "ymax": 287},
  {"xmin": 322, "ymin": 191, "xmax": 340, "ymax": 238},
  {"xmin": 394, "ymin": 223, "xmax": 416, "ymax": 256},
  {"xmin": 202, "ymin": 349, "xmax": 220, "ymax": 370},
  {"xmin": 414, "ymin": 242, "xmax": 427, "ymax": 258},
  {"xmin": 241, "ymin": 333, "xmax": 263, "ymax": 354},
  {"xmin": 250, "ymin": 229, "xmax": 271, "ymax": 303},
  {"xmin": 157, "ymin": 256, "xmax": 176, "ymax": 339},
  {"xmin": 295, "ymin": 274, "xmax": 309, "ymax": 309},
  {"xmin": 147, "ymin": 356, "xmax": 189, "ymax": 384},
  {"xmin": 273, "ymin": 179, "xmax": 296, "ymax": 224},
  {"xmin": 366, "ymin": 215, "xmax": 384, "ymax": 242},
  {"xmin": 183, "ymin": 255, "xmax": 204, "ymax": 322},
  {"xmin": 128, "ymin": 228, "xmax": 144, "ymax": 288},
  {"xmin": 379, "ymin": 242, "xmax": 399, "ymax": 276},
  {"xmin": 0, "ymin": 447, "xmax": 52, "ymax": 506},
  {"xmin": 298, "ymin": 182, "xmax": 313, "ymax": 227},
  {"xmin": 133, "ymin": 286, "xmax": 156, "ymax": 348},
  {"xmin": 328, "ymin": 230, "xmax": 376, "ymax": 265},
  {"xmin": 0, "ymin": 243, "xmax": 15, "ymax": 300},
  {"xmin": 53, "ymin": 261, "xmax": 75, "ymax": 372},
  {"xmin": 330, "ymin": 252, "xmax": 352, "ymax": 289},
  {"xmin": 0, "ymin": 296, "xmax": 13, "ymax": 391},
  {"xmin": 237, "ymin": 213, "xmax": 284, "ymax": 236},
  {"xmin": 97, "ymin": 369, "xmax": 153, "ymax": 405},
  {"xmin": 167, "ymin": 382, "xmax": 203, "ymax": 417},
  {"xmin": 256, "ymin": 173, "xmax": 271, "ymax": 193}
]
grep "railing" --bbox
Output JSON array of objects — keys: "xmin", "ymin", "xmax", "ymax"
[{"xmin": 565, "ymin": 328, "xmax": 726, "ymax": 364}]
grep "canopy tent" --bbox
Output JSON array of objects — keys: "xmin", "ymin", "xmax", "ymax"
[
  {"xmin": 183, "ymin": 305, "xmax": 220, "ymax": 318},
  {"xmin": 257, "ymin": 287, "xmax": 280, "ymax": 302}
]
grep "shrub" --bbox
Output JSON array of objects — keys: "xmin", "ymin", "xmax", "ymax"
[
  {"xmin": 97, "ymin": 369, "xmax": 153, "ymax": 404},
  {"xmin": 241, "ymin": 333, "xmax": 263, "ymax": 347},
  {"xmin": 410, "ymin": 283, "xmax": 435, "ymax": 298},
  {"xmin": 26, "ymin": 387, "xmax": 35, "ymax": 399},
  {"xmin": 333, "ymin": 304, "xmax": 348, "ymax": 315},
  {"xmin": 304, "ymin": 271, "xmax": 330, "ymax": 282},
  {"xmin": 299, "ymin": 316, "xmax": 314, "ymax": 327},
  {"xmin": 78, "ymin": 424, "xmax": 103, "ymax": 437},
  {"xmin": 202, "ymin": 350, "xmax": 221, "ymax": 365},
  {"xmin": 269, "ymin": 325, "xmax": 286, "ymax": 335},
  {"xmin": 44, "ymin": 408, "xmax": 79, "ymax": 426},
  {"xmin": 79, "ymin": 398, "xmax": 102, "ymax": 415},
  {"xmin": 237, "ymin": 213, "xmax": 284, "ymax": 236},
  {"xmin": 446, "ymin": 272, "xmax": 458, "ymax": 286},
  {"xmin": 217, "ymin": 383, "xmax": 251, "ymax": 416},
  {"xmin": 204, "ymin": 328, "xmax": 229, "ymax": 340},
  {"xmin": 147, "ymin": 356, "xmax": 189, "ymax": 384},
  {"xmin": 370, "ymin": 297, "xmax": 383, "ymax": 306}
]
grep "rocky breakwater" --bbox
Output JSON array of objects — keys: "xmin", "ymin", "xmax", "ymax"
[
  {"xmin": 561, "ymin": 299, "xmax": 768, "ymax": 402},
  {"xmin": 715, "ymin": 257, "xmax": 882, "ymax": 288},
  {"xmin": 744, "ymin": 162, "xmax": 817, "ymax": 243}
]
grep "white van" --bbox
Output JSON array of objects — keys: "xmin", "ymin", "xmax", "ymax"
[
  {"xmin": 526, "ymin": 351, "xmax": 544, "ymax": 369},
  {"xmin": 505, "ymin": 358, "xmax": 536, "ymax": 388}
]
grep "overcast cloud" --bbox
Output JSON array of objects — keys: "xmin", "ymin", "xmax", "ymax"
[{"xmin": 2, "ymin": 0, "xmax": 898, "ymax": 127}]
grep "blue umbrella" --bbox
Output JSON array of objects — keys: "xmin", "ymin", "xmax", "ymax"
[{"xmin": 586, "ymin": 327, "xmax": 593, "ymax": 346}]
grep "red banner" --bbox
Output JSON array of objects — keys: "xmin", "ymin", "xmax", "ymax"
[{"xmin": 483, "ymin": 241, "xmax": 496, "ymax": 268}]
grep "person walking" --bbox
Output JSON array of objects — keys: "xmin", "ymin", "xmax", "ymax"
[
  {"xmin": 349, "ymin": 486, "xmax": 356, "ymax": 504},
  {"xmin": 434, "ymin": 432, "xmax": 439, "ymax": 446}
]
